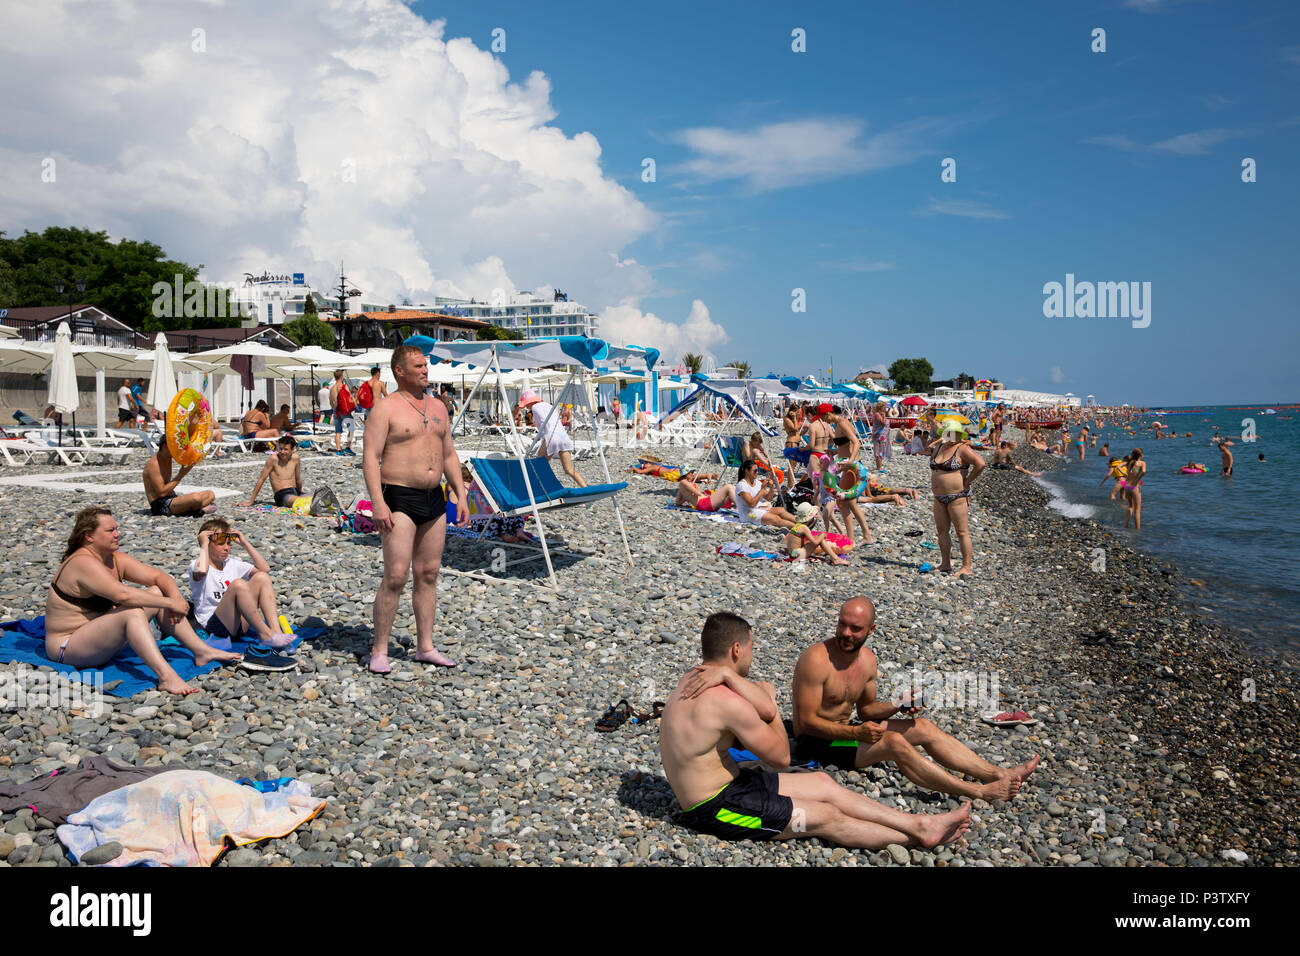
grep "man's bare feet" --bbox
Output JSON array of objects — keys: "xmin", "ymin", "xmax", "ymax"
[
  {"xmin": 201, "ymin": 504, "xmax": 217, "ymax": 514},
  {"xmin": 979, "ymin": 774, "xmax": 1024, "ymax": 802},
  {"xmin": 913, "ymin": 801, "xmax": 972, "ymax": 848},
  {"xmin": 1008, "ymin": 754, "xmax": 1041, "ymax": 785},
  {"xmin": 367, "ymin": 654, "xmax": 392, "ymax": 674},
  {"xmin": 953, "ymin": 567, "xmax": 973, "ymax": 579},
  {"xmin": 414, "ymin": 649, "xmax": 457, "ymax": 667},
  {"xmin": 193, "ymin": 647, "xmax": 243, "ymax": 667},
  {"xmin": 157, "ymin": 676, "xmax": 199, "ymax": 696}
]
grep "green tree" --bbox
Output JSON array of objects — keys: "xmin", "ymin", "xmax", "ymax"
[
  {"xmin": 727, "ymin": 359, "xmax": 752, "ymax": 379},
  {"xmin": 0, "ymin": 226, "xmax": 243, "ymax": 331},
  {"xmin": 303, "ymin": 293, "xmax": 318, "ymax": 316},
  {"xmin": 888, "ymin": 357, "xmax": 934, "ymax": 393},
  {"xmin": 682, "ymin": 352, "xmax": 704, "ymax": 374},
  {"xmin": 476, "ymin": 323, "xmax": 522, "ymax": 341},
  {"xmin": 282, "ymin": 313, "xmax": 336, "ymax": 349}
]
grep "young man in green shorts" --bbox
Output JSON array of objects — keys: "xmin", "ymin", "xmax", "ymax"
[{"xmin": 658, "ymin": 611, "xmax": 972, "ymax": 850}]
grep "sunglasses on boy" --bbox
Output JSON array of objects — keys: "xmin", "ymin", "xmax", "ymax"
[{"xmin": 209, "ymin": 531, "xmax": 238, "ymax": 545}]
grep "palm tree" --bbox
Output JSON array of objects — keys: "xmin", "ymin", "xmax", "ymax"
[
  {"xmin": 682, "ymin": 352, "xmax": 704, "ymax": 374},
  {"xmin": 728, "ymin": 359, "xmax": 752, "ymax": 379}
]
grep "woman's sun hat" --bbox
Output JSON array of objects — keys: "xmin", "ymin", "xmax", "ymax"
[
  {"xmin": 794, "ymin": 501, "xmax": 818, "ymax": 523},
  {"xmin": 517, "ymin": 389, "xmax": 542, "ymax": 408}
]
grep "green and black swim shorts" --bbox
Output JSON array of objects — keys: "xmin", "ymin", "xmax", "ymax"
[{"xmin": 677, "ymin": 768, "xmax": 793, "ymax": 841}]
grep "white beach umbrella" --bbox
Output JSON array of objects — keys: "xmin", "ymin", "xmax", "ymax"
[
  {"xmin": 146, "ymin": 332, "xmax": 178, "ymax": 410},
  {"xmin": 47, "ymin": 322, "xmax": 80, "ymax": 442}
]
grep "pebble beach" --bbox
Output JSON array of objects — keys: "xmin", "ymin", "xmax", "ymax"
[{"xmin": 1, "ymin": 428, "xmax": 1296, "ymax": 867}]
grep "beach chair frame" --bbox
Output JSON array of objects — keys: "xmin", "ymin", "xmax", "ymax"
[{"xmin": 442, "ymin": 347, "xmax": 634, "ymax": 591}]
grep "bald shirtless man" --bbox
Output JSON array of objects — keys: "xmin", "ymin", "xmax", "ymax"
[
  {"xmin": 791, "ymin": 597, "xmax": 1040, "ymax": 802},
  {"xmin": 660, "ymin": 611, "xmax": 971, "ymax": 850},
  {"xmin": 362, "ymin": 344, "xmax": 470, "ymax": 673},
  {"xmin": 142, "ymin": 442, "xmax": 216, "ymax": 517}
]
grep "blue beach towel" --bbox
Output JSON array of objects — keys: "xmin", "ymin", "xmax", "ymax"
[{"xmin": 0, "ymin": 617, "xmax": 323, "ymax": 699}]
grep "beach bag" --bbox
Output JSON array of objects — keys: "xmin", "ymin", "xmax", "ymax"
[
  {"xmin": 309, "ymin": 485, "xmax": 341, "ymax": 516},
  {"xmin": 358, "ymin": 381, "xmax": 374, "ymax": 409},
  {"xmin": 291, "ymin": 495, "xmax": 314, "ymax": 515},
  {"xmin": 336, "ymin": 383, "xmax": 355, "ymax": 416}
]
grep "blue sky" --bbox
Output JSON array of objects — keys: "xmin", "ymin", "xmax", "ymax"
[{"xmin": 414, "ymin": 0, "xmax": 1300, "ymax": 405}]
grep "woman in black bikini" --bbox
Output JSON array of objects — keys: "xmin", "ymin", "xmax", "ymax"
[
  {"xmin": 927, "ymin": 424, "xmax": 986, "ymax": 578},
  {"xmin": 240, "ymin": 400, "xmax": 280, "ymax": 440},
  {"xmin": 1123, "ymin": 448, "xmax": 1145, "ymax": 529},
  {"xmin": 44, "ymin": 507, "xmax": 240, "ymax": 696}
]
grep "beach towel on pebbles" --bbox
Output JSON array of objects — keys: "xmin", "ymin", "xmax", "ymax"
[
  {"xmin": 716, "ymin": 543, "xmax": 794, "ymax": 562},
  {"xmin": 57, "ymin": 771, "xmax": 326, "ymax": 866},
  {"xmin": 662, "ymin": 504, "xmax": 747, "ymax": 525},
  {"xmin": 0, "ymin": 617, "xmax": 323, "ymax": 698}
]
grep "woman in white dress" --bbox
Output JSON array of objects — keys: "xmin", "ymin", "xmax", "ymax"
[{"xmin": 518, "ymin": 389, "xmax": 587, "ymax": 487}]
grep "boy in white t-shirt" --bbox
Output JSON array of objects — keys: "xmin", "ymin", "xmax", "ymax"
[{"xmin": 190, "ymin": 517, "xmax": 293, "ymax": 647}]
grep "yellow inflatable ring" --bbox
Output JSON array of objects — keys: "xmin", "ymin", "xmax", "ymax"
[{"xmin": 167, "ymin": 388, "xmax": 213, "ymax": 466}]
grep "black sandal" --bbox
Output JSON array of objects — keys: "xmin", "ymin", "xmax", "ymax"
[{"xmin": 595, "ymin": 699, "xmax": 633, "ymax": 732}]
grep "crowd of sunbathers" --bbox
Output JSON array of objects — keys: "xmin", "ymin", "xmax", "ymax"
[{"xmin": 659, "ymin": 597, "xmax": 1040, "ymax": 850}]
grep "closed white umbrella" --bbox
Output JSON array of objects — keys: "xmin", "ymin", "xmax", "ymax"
[
  {"xmin": 146, "ymin": 332, "xmax": 178, "ymax": 411},
  {"xmin": 47, "ymin": 322, "xmax": 80, "ymax": 444}
]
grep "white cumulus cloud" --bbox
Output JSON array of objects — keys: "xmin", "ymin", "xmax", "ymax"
[
  {"xmin": 0, "ymin": 0, "xmax": 668, "ymax": 323},
  {"xmin": 1050, "ymin": 365, "xmax": 1066, "ymax": 384},
  {"xmin": 599, "ymin": 299, "xmax": 729, "ymax": 365}
]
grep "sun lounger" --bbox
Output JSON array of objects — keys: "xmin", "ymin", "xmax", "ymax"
[{"xmin": 468, "ymin": 456, "xmax": 627, "ymax": 516}]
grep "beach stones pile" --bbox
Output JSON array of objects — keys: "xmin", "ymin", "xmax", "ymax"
[{"xmin": 0, "ymin": 430, "xmax": 1294, "ymax": 866}]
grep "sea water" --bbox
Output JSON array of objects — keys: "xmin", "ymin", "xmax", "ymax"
[{"xmin": 1026, "ymin": 404, "xmax": 1299, "ymax": 656}]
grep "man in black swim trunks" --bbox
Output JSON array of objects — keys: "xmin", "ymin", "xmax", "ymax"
[
  {"xmin": 362, "ymin": 344, "xmax": 470, "ymax": 673},
  {"xmin": 790, "ymin": 598, "xmax": 1040, "ymax": 802},
  {"xmin": 142, "ymin": 442, "xmax": 216, "ymax": 517},
  {"xmin": 658, "ymin": 612, "xmax": 972, "ymax": 850}
]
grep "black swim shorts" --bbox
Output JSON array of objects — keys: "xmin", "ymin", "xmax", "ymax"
[
  {"xmin": 274, "ymin": 488, "xmax": 299, "ymax": 507},
  {"xmin": 149, "ymin": 494, "xmax": 176, "ymax": 517},
  {"xmin": 677, "ymin": 768, "xmax": 793, "ymax": 841},
  {"xmin": 792, "ymin": 734, "xmax": 860, "ymax": 771},
  {"xmin": 381, "ymin": 484, "xmax": 447, "ymax": 526}
]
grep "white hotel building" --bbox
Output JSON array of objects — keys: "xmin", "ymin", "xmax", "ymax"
[
  {"xmin": 355, "ymin": 290, "xmax": 599, "ymax": 341},
  {"xmin": 233, "ymin": 272, "xmax": 598, "ymax": 342}
]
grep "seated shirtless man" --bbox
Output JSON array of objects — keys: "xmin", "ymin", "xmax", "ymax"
[
  {"xmin": 143, "ymin": 441, "xmax": 216, "ymax": 517},
  {"xmin": 791, "ymin": 597, "xmax": 1040, "ymax": 802},
  {"xmin": 245, "ymin": 435, "xmax": 303, "ymax": 507},
  {"xmin": 990, "ymin": 441, "xmax": 1041, "ymax": 476},
  {"xmin": 660, "ymin": 611, "xmax": 971, "ymax": 849}
]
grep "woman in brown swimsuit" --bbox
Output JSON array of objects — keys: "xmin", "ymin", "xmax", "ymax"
[
  {"xmin": 45, "ymin": 507, "xmax": 241, "ymax": 695},
  {"xmin": 927, "ymin": 424, "xmax": 986, "ymax": 578}
]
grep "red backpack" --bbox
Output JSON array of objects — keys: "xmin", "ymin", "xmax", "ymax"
[
  {"xmin": 358, "ymin": 381, "xmax": 374, "ymax": 409},
  {"xmin": 336, "ymin": 382, "xmax": 355, "ymax": 416}
]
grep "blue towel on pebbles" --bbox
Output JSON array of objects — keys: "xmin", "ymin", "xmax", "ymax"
[{"xmin": 0, "ymin": 617, "xmax": 324, "ymax": 699}]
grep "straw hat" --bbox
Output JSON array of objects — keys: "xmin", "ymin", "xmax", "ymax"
[
  {"xmin": 517, "ymin": 389, "xmax": 542, "ymax": 408},
  {"xmin": 794, "ymin": 501, "xmax": 818, "ymax": 522}
]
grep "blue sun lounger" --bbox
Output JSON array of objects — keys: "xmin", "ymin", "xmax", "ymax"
[{"xmin": 468, "ymin": 456, "xmax": 627, "ymax": 515}]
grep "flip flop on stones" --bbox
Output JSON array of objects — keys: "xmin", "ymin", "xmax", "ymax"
[
  {"xmin": 981, "ymin": 709, "xmax": 1039, "ymax": 727},
  {"xmin": 595, "ymin": 699, "xmax": 634, "ymax": 732}
]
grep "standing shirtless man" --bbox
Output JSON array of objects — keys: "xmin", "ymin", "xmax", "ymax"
[
  {"xmin": 362, "ymin": 345, "xmax": 470, "ymax": 673},
  {"xmin": 791, "ymin": 597, "xmax": 1040, "ymax": 802},
  {"xmin": 659, "ymin": 611, "xmax": 972, "ymax": 850}
]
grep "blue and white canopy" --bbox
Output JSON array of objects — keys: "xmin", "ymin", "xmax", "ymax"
[
  {"xmin": 658, "ymin": 380, "xmax": 777, "ymax": 435},
  {"xmin": 404, "ymin": 335, "xmax": 658, "ymax": 372}
]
